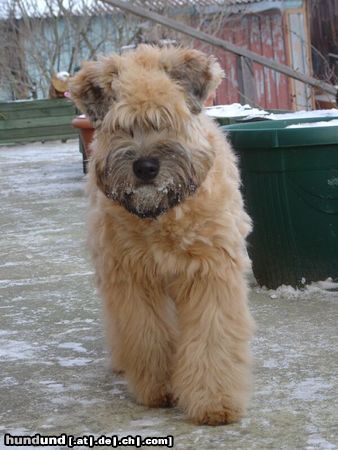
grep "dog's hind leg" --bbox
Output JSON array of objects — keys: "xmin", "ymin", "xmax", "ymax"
[
  {"xmin": 172, "ymin": 268, "xmax": 254, "ymax": 425},
  {"xmin": 104, "ymin": 271, "xmax": 176, "ymax": 408}
]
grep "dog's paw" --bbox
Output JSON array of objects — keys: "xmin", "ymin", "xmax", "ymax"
[
  {"xmin": 190, "ymin": 406, "xmax": 244, "ymax": 426},
  {"xmin": 137, "ymin": 386, "xmax": 175, "ymax": 408},
  {"xmin": 147, "ymin": 392, "xmax": 174, "ymax": 408}
]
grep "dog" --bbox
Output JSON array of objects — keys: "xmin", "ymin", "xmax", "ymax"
[{"xmin": 69, "ymin": 45, "xmax": 254, "ymax": 426}]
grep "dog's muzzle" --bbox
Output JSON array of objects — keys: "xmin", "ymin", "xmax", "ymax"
[{"xmin": 100, "ymin": 144, "xmax": 199, "ymax": 219}]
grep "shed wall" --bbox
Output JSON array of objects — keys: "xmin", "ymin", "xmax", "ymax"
[{"xmin": 200, "ymin": 10, "xmax": 292, "ymax": 110}]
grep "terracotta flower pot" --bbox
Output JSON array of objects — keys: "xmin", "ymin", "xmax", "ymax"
[{"xmin": 72, "ymin": 115, "xmax": 95, "ymax": 173}]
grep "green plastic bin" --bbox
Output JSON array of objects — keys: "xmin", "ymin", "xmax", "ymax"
[{"xmin": 223, "ymin": 116, "xmax": 338, "ymax": 288}]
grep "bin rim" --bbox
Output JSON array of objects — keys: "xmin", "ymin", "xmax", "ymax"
[{"xmin": 222, "ymin": 116, "xmax": 338, "ymax": 149}]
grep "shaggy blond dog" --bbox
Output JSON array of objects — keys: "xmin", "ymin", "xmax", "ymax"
[{"xmin": 70, "ymin": 45, "xmax": 254, "ymax": 426}]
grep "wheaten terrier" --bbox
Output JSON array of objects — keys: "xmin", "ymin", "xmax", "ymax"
[{"xmin": 70, "ymin": 45, "xmax": 254, "ymax": 426}]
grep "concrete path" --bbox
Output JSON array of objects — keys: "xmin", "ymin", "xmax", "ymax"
[{"xmin": 0, "ymin": 141, "xmax": 337, "ymax": 450}]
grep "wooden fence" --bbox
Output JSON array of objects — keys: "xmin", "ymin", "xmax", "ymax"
[{"xmin": 0, "ymin": 98, "xmax": 78, "ymax": 145}]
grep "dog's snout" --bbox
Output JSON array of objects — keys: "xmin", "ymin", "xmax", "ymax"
[{"xmin": 133, "ymin": 158, "xmax": 160, "ymax": 181}]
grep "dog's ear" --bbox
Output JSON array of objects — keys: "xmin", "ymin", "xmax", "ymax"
[
  {"xmin": 162, "ymin": 48, "xmax": 224, "ymax": 114},
  {"xmin": 69, "ymin": 57, "xmax": 120, "ymax": 126}
]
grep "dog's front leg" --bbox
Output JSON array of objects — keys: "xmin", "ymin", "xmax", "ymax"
[
  {"xmin": 106, "ymin": 274, "xmax": 175, "ymax": 408},
  {"xmin": 172, "ymin": 268, "xmax": 254, "ymax": 425}
]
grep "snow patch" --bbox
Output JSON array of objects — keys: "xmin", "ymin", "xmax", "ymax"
[
  {"xmin": 265, "ymin": 108, "xmax": 338, "ymax": 120},
  {"xmin": 1, "ymin": 376, "xmax": 19, "ymax": 386},
  {"xmin": 256, "ymin": 278, "xmax": 338, "ymax": 300},
  {"xmin": 40, "ymin": 382, "xmax": 65, "ymax": 393},
  {"xmin": 0, "ymin": 340, "xmax": 35, "ymax": 360},
  {"xmin": 129, "ymin": 418, "xmax": 165, "ymax": 428},
  {"xmin": 306, "ymin": 431, "xmax": 337, "ymax": 450},
  {"xmin": 205, "ymin": 105, "xmax": 338, "ymax": 123},
  {"xmin": 286, "ymin": 119, "xmax": 338, "ymax": 128},
  {"xmin": 205, "ymin": 103, "xmax": 268, "ymax": 118},
  {"xmin": 56, "ymin": 71, "xmax": 70, "ymax": 81},
  {"xmin": 56, "ymin": 357, "xmax": 92, "ymax": 367},
  {"xmin": 291, "ymin": 378, "xmax": 332, "ymax": 401},
  {"xmin": 57, "ymin": 342, "xmax": 87, "ymax": 353}
]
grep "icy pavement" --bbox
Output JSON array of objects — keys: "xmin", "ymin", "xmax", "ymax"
[{"xmin": 0, "ymin": 141, "xmax": 338, "ymax": 450}]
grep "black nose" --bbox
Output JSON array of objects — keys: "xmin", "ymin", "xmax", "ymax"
[{"xmin": 133, "ymin": 158, "xmax": 160, "ymax": 181}]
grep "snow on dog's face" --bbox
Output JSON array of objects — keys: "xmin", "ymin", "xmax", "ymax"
[{"xmin": 69, "ymin": 45, "xmax": 224, "ymax": 218}]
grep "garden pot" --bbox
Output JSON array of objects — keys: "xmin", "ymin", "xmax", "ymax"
[{"xmin": 72, "ymin": 115, "xmax": 94, "ymax": 174}]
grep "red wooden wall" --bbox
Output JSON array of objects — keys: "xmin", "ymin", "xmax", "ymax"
[{"xmin": 197, "ymin": 10, "xmax": 292, "ymax": 110}]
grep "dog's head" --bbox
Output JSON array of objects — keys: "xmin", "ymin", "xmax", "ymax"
[{"xmin": 69, "ymin": 45, "xmax": 224, "ymax": 218}]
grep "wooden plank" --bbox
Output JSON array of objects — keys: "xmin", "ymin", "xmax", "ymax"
[
  {"xmin": 221, "ymin": 25, "xmax": 240, "ymax": 104},
  {"xmin": 249, "ymin": 14, "xmax": 266, "ymax": 108},
  {"xmin": 241, "ymin": 15, "xmax": 256, "ymax": 105},
  {"xmin": 234, "ymin": 15, "xmax": 257, "ymax": 106},
  {"xmin": 100, "ymin": 0, "xmax": 337, "ymax": 98},
  {"xmin": 0, "ymin": 125, "xmax": 77, "ymax": 138},
  {"xmin": 270, "ymin": 12, "xmax": 290, "ymax": 110},
  {"xmin": 0, "ymin": 126, "xmax": 77, "ymax": 142},
  {"xmin": 0, "ymin": 99, "xmax": 74, "ymax": 112},
  {"xmin": 0, "ymin": 133, "xmax": 77, "ymax": 146},
  {"xmin": 288, "ymin": 10, "xmax": 312, "ymax": 109},
  {"xmin": 0, "ymin": 115, "xmax": 76, "ymax": 131},
  {"xmin": 213, "ymin": 50, "xmax": 228, "ymax": 105},
  {"xmin": 0, "ymin": 106, "xmax": 76, "ymax": 121},
  {"xmin": 233, "ymin": 17, "xmax": 245, "ymax": 104},
  {"xmin": 239, "ymin": 57, "xmax": 256, "ymax": 105},
  {"xmin": 261, "ymin": 13, "xmax": 278, "ymax": 109}
]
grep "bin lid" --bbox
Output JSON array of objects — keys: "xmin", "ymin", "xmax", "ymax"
[{"xmin": 222, "ymin": 115, "xmax": 338, "ymax": 149}]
